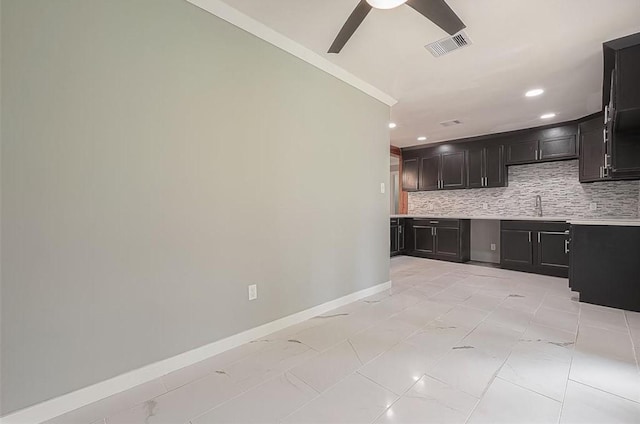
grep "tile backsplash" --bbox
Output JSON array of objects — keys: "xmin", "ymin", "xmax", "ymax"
[{"xmin": 408, "ymin": 160, "xmax": 640, "ymax": 218}]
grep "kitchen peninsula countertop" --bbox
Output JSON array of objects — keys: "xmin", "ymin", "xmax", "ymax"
[{"xmin": 390, "ymin": 215, "xmax": 640, "ymax": 226}]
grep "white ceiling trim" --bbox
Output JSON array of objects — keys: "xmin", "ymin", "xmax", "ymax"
[{"xmin": 185, "ymin": 0, "xmax": 397, "ymax": 106}]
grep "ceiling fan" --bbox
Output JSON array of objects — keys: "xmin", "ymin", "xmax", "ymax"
[{"xmin": 328, "ymin": 0, "xmax": 465, "ymax": 53}]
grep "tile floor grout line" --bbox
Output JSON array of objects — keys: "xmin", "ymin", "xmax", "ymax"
[
  {"xmin": 565, "ymin": 378, "xmax": 640, "ymax": 406},
  {"xmin": 623, "ymin": 311, "xmax": 640, "ymax": 372},
  {"xmin": 557, "ymin": 306, "xmax": 581, "ymax": 424}
]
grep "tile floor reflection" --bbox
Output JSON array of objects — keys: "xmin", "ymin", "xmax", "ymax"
[{"xmin": 46, "ymin": 257, "xmax": 640, "ymax": 424}]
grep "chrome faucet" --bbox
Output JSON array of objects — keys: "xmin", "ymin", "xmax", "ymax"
[{"xmin": 535, "ymin": 195, "xmax": 543, "ymax": 217}]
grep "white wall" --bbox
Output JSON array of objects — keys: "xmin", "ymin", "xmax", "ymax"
[{"xmin": 0, "ymin": 0, "xmax": 390, "ymax": 414}]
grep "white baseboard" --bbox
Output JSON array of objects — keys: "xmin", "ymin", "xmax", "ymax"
[{"xmin": 0, "ymin": 280, "xmax": 392, "ymax": 424}]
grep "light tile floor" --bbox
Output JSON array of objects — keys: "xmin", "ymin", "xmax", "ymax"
[{"xmin": 47, "ymin": 257, "xmax": 640, "ymax": 424}]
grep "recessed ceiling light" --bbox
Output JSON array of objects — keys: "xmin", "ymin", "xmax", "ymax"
[
  {"xmin": 388, "ymin": 122, "xmax": 397, "ymax": 129},
  {"xmin": 540, "ymin": 113, "xmax": 556, "ymax": 119},
  {"xmin": 417, "ymin": 136, "xmax": 427, "ymax": 141},
  {"xmin": 525, "ymin": 88, "xmax": 544, "ymax": 97}
]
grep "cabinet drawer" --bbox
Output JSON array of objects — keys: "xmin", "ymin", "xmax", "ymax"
[{"xmin": 412, "ymin": 218, "xmax": 460, "ymax": 228}]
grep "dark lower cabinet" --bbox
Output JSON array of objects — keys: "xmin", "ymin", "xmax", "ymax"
[
  {"xmin": 500, "ymin": 221, "xmax": 569, "ymax": 277},
  {"xmin": 570, "ymin": 224, "xmax": 640, "ymax": 312},
  {"xmin": 501, "ymin": 229, "xmax": 533, "ymax": 266},
  {"xmin": 390, "ymin": 218, "xmax": 405, "ymax": 257},
  {"xmin": 405, "ymin": 218, "xmax": 470, "ymax": 262}
]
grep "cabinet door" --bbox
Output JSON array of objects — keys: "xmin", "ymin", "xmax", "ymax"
[
  {"xmin": 435, "ymin": 227, "xmax": 460, "ymax": 259},
  {"xmin": 536, "ymin": 231, "xmax": 569, "ymax": 277},
  {"xmin": 390, "ymin": 225, "xmax": 399, "ymax": 254},
  {"xmin": 539, "ymin": 136, "xmax": 577, "ymax": 161},
  {"xmin": 413, "ymin": 225, "xmax": 435, "ymax": 255},
  {"xmin": 440, "ymin": 151, "xmax": 466, "ymax": 189},
  {"xmin": 485, "ymin": 145, "xmax": 505, "ymax": 187},
  {"xmin": 419, "ymin": 155, "xmax": 440, "ymax": 191},
  {"xmin": 466, "ymin": 148, "xmax": 484, "ymax": 188},
  {"xmin": 402, "ymin": 158, "xmax": 419, "ymax": 191},
  {"xmin": 579, "ymin": 118, "xmax": 606, "ymax": 182},
  {"xmin": 616, "ymin": 44, "xmax": 640, "ymax": 114},
  {"xmin": 506, "ymin": 139, "xmax": 538, "ymax": 164},
  {"xmin": 501, "ymin": 230, "xmax": 533, "ymax": 267}
]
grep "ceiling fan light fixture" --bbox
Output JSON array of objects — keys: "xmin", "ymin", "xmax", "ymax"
[{"xmin": 366, "ymin": 0, "xmax": 408, "ymax": 10}]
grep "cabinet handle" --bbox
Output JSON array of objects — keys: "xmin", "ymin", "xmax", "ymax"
[
  {"xmin": 538, "ymin": 232, "xmax": 541, "ymax": 243},
  {"xmin": 603, "ymin": 128, "xmax": 608, "ymax": 144},
  {"xmin": 430, "ymin": 221, "xmax": 439, "ymax": 224},
  {"xmin": 535, "ymin": 150, "xmax": 538, "ymax": 160},
  {"xmin": 604, "ymin": 105, "xmax": 609, "ymax": 124},
  {"xmin": 564, "ymin": 240, "xmax": 570, "ymax": 254},
  {"xmin": 528, "ymin": 231, "xmax": 531, "ymax": 243},
  {"xmin": 599, "ymin": 166, "xmax": 603, "ymax": 179}
]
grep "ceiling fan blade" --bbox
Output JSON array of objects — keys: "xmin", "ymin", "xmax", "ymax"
[
  {"xmin": 406, "ymin": 0, "xmax": 465, "ymax": 35},
  {"xmin": 328, "ymin": 1, "xmax": 372, "ymax": 54}
]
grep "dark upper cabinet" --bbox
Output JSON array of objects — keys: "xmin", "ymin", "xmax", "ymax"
[
  {"xmin": 500, "ymin": 221, "xmax": 569, "ymax": 278},
  {"xmin": 402, "ymin": 157, "xmax": 419, "ymax": 191},
  {"xmin": 467, "ymin": 144, "xmax": 505, "ymax": 188},
  {"xmin": 417, "ymin": 151, "xmax": 465, "ymax": 191},
  {"xmin": 579, "ymin": 115, "xmax": 608, "ymax": 182},
  {"xmin": 601, "ymin": 33, "xmax": 640, "ymax": 180},
  {"xmin": 440, "ymin": 151, "xmax": 466, "ymax": 189},
  {"xmin": 506, "ymin": 139, "xmax": 538, "ymax": 164},
  {"xmin": 485, "ymin": 145, "xmax": 506, "ymax": 187},
  {"xmin": 419, "ymin": 155, "xmax": 440, "ymax": 191},
  {"xmin": 604, "ymin": 33, "xmax": 640, "ymax": 132},
  {"xmin": 466, "ymin": 147, "xmax": 484, "ymax": 188},
  {"xmin": 506, "ymin": 135, "xmax": 577, "ymax": 165},
  {"xmin": 539, "ymin": 136, "xmax": 577, "ymax": 161}
]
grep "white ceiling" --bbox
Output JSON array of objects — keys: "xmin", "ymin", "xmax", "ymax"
[{"xmin": 220, "ymin": 0, "xmax": 640, "ymax": 147}]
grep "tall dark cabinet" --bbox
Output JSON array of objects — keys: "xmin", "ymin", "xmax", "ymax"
[{"xmin": 602, "ymin": 32, "xmax": 640, "ymax": 180}]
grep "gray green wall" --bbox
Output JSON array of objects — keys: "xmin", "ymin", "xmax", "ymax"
[{"xmin": 0, "ymin": 0, "xmax": 390, "ymax": 414}]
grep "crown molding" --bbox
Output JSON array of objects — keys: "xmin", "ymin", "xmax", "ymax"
[{"xmin": 185, "ymin": 0, "xmax": 397, "ymax": 107}]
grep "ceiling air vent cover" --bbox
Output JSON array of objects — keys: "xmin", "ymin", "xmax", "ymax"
[{"xmin": 425, "ymin": 31, "xmax": 471, "ymax": 57}]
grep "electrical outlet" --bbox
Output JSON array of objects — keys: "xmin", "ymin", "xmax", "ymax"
[
  {"xmin": 380, "ymin": 183, "xmax": 385, "ymax": 194},
  {"xmin": 482, "ymin": 203, "xmax": 488, "ymax": 210},
  {"xmin": 490, "ymin": 243, "xmax": 496, "ymax": 251},
  {"xmin": 589, "ymin": 202, "xmax": 597, "ymax": 211},
  {"xmin": 248, "ymin": 284, "xmax": 257, "ymax": 301}
]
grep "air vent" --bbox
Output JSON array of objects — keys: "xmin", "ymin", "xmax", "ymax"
[
  {"xmin": 440, "ymin": 119, "xmax": 462, "ymax": 127},
  {"xmin": 425, "ymin": 31, "xmax": 472, "ymax": 57}
]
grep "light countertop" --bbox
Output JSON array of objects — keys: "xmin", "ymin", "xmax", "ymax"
[{"xmin": 390, "ymin": 215, "xmax": 640, "ymax": 226}]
